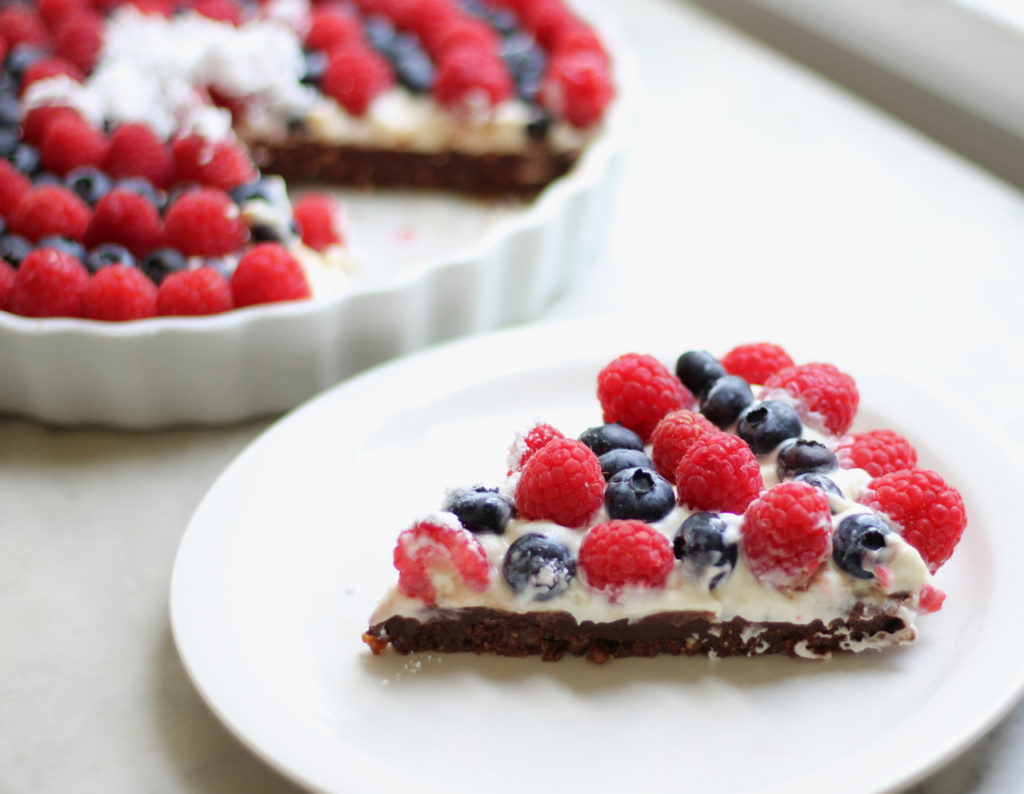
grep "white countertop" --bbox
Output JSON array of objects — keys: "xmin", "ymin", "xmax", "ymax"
[{"xmin": 4, "ymin": 0, "xmax": 1024, "ymax": 791}]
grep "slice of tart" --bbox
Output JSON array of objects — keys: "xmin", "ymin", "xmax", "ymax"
[{"xmin": 363, "ymin": 343, "xmax": 966, "ymax": 662}]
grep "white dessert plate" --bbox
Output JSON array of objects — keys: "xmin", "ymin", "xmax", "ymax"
[{"xmin": 170, "ymin": 319, "xmax": 1024, "ymax": 794}]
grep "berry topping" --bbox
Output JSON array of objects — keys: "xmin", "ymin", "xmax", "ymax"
[
  {"xmin": 0, "ymin": 8, "xmax": 48, "ymax": 49},
  {"xmin": 674, "ymin": 350, "xmax": 725, "ymax": 398},
  {"xmin": 231, "ymin": 243, "xmax": 311, "ymax": 307},
  {"xmin": 163, "ymin": 188, "xmax": 248, "ymax": 257},
  {"xmin": 539, "ymin": 50, "xmax": 613, "ymax": 128},
  {"xmin": 82, "ymin": 264, "xmax": 158, "ymax": 321},
  {"xmin": 172, "ymin": 135, "xmax": 256, "ymax": 192},
  {"xmin": 140, "ymin": 247, "xmax": 186, "ymax": 285},
  {"xmin": 293, "ymin": 193, "xmax": 344, "ymax": 251},
  {"xmin": 9, "ymin": 184, "xmax": 91, "ymax": 242},
  {"xmin": 597, "ymin": 352, "xmax": 692, "ymax": 441},
  {"xmin": 21, "ymin": 105, "xmax": 78, "ymax": 147},
  {"xmin": 0, "ymin": 159, "xmax": 31, "ymax": 215},
  {"xmin": 40, "ymin": 114, "xmax": 108, "ymax": 176},
  {"xmin": 0, "ymin": 261, "xmax": 14, "ymax": 305},
  {"xmin": 502, "ymin": 532, "xmax": 576, "ymax": 601},
  {"xmin": 53, "ymin": 12, "xmax": 103, "ymax": 73},
  {"xmin": 322, "ymin": 45, "xmax": 393, "ymax": 116},
  {"xmin": 832, "ymin": 513, "xmax": 893, "ymax": 580},
  {"xmin": 508, "ymin": 421, "xmax": 564, "ymax": 472},
  {"xmin": 578, "ymin": 422, "xmax": 644, "ymax": 457},
  {"xmin": 720, "ymin": 342, "xmax": 794, "ymax": 385},
  {"xmin": 763, "ymin": 362, "xmax": 859, "ymax": 436},
  {"xmin": 834, "ymin": 429, "xmax": 918, "ymax": 478},
  {"xmin": 673, "ymin": 512, "xmax": 737, "ymax": 588},
  {"xmin": 64, "ymin": 166, "xmax": 113, "ymax": 206},
  {"xmin": 85, "ymin": 243, "xmax": 134, "ymax": 273},
  {"xmin": 83, "ymin": 188, "xmax": 163, "ymax": 258},
  {"xmin": 675, "ymin": 431, "xmax": 763, "ymax": 514},
  {"xmin": 700, "ymin": 374, "xmax": 754, "ymax": 429},
  {"xmin": 393, "ymin": 516, "xmax": 490, "ymax": 604},
  {"xmin": 6, "ymin": 247, "xmax": 88, "ymax": 317},
  {"xmin": 433, "ymin": 46, "xmax": 513, "ymax": 111},
  {"xmin": 597, "ymin": 447, "xmax": 653, "ymax": 481},
  {"xmin": 604, "ymin": 467, "xmax": 675, "ymax": 522},
  {"xmin": 104, "ymin": 123, "xmax": 174, "ymax": 189},
  {"xmin": 649, "ymin": 408, "xmax": 716, "ymax": 480},
  {"xmin": 515, "ymin": 437, "xmax": 604, "ymax": 528},
  {"xmin": 735, "ymin": 400, "xmax": 802, "ymax": 455},
  {"xmin": 861, "ymin": 469, "xmax": 966, "ymax": 572},
  {"xmin": 0, "ymin": 234, "xmax": 33, "ymax": 267},
  {"xmin": 775, "ymin": 439, "xmax": 838, "ymax": 481},
  {"xmin": 741, "ymin": 481, "xmax": 832, "ymax": 588},
  {"xmin": 442, "ymin": 486, "xmax": 515, "ymax": 535},
  {"xmin": 156, "ymin": 266, "xmax": 233, "ymax": 316},
  {"xmin": 793, "ymin": 472, "xmax": 845, "ymax": 511},
  {"xmin": 579, "ymin": 519, "xmax": 674, "ymax": 592},
  {"xmin": 305, "ymin": 7, "xmax": 362, "ymax": 52},
  {"xmin": 20, "ymin": 55, "xmax": 82, "ymax": 95}
]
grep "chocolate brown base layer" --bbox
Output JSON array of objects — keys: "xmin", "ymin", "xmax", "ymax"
[
  {"xmin": 252, "ymin": 141, "xmax": 580, "ymax": 198},
  {"xmin": 363, "ymin": 606, "xmax": 914, "ymax": 663}
]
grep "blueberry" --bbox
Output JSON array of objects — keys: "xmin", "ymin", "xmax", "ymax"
[
  {"xmin": 300, "ymin": 49, "xmax": 328, "ymax": 85},
  {"xmin": 775, "ymin": 439, "xmax": 838, "ymax": 480},
  {"xmin": 736, "ymin": 400, "xmax": 802, "ymax": 455},
  {"xmin": 164, "ymin": 182, "xmax": 200, "ymax": 212},
  {"xmin": 0, "ymin": 234, "xmax": 32, "ymax": 267},
  {"xmin": 140, "ymin": 247, "xmax": 186, "ymax": 285},
  {"xmin": 578, "ymin": 423, "xmax": 644, "ymax": 457},
  {"xmin": 605, "ymin": 467, "xmax": 675, "ymax": 522},
  {"xmin": 833, "ymin": 513, "xmax": 892, "ymax": 580},
  {"xmin": 65, "ymin": 166, "xmax": 113, "ymax": 205},
  {"xmin": 443, "ymin": 486, "xmax": 515, "ymax": 535},
  {"xmin": 230, "ymin": 178, "xmax": 276, "ymax": 205},
  {"xmin": 393, "ymin": 47, "xmax": 434, "ymax": 93},
  {"xmin": 37, "ymin": 235, "xmax": 86, "ymax": 261},
  {"xmin": 363, "ymin": 15, "xmax": 396, "ymax": 52},
  {"xmin": 794, "ymin": 472, "xmax": 845, "ymax": 513},
  {"xmin": 32, "ymin": 172, "xmax": 61, "ymax": 187},
  {"xmin": 7, "ymin": 143, "xmax": 40, "ymax": 175},
  {"xmin": 675, "ymin": 350, "xmax": 725, "ymax": 397},
  {"xmin": 502, "ymin": 533, "xmax": 576, "ymax": 601},
  {"xmin": 4, "ymin": 46, "xmax": 46, "ymax": 81},
  {"xmin": 0, "ymin": 126, "xmax": 18, "ymax": 157},
  {"xmin": 115, "ymin": 177, "xmax": 161, "ymax": 207},
  {"xmin": 486, "ymin": 8, "xmax": 519, "ymax": 36},
  {"xmin": 700, "ymin": 374, "xmax": 754, "ymax": 429},
  {"xmin": 0, "ymin": 92, "xmax": 20, "ymax": 127},
  {"xmin": 525, "ymin": 110, "xmax": 552, "ymax": 141},
  {"xmin": 673, "ymin": 512, "xmax": 737, "ymax": 588},
  {"xmin": 249, "ymin": 224, "xmax": 284, "ymax": 243},
  {"xmin": 598, "ymin": 448, "xmax": 653, "ymax": 481},
  {"xmin": 85, "ymin": 244, "xmax": 135, "ymax": 273},
  {"xmin": 502, "ymin": 34, "xmax": 546, "ymax": 100}
]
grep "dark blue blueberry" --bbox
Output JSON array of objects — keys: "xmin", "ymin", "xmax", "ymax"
[
  {"xmin": 205, "ymin": 257, "xmax": 234, "ymax": 280},
  {"xmin": 442, "ymin": 486, "xmax": 515, "ymax": 535},
  {"xmin": 140, "ymin": 247, "xmax": 186, "ymax": 285},
  {"xmin": 605, "ymin": 467, "xmax": 675, "ymax": 522},
  {"xmin": 393, "ymin": 47, "xmax": 435, "ymax": 93},
  {"xmin": 164, "ymin": 182, "xmax": 200, "ymax": 212},
  {"xmin": 675, "ymin": 350, "xmax": 725, "ymax": 397},
  {"xmin": 794, "ymin": 472, "xmax": 846, "ymax": 514},
  {"xmin": 37, "ymin": 235, "xmax": 86, "ymax": 261},
  {"xmin": 300, "ymin": 49, "xmax": 328, "ymax": 86},
  {"xmin": 4, "ymin": 46, "xmax": 46, "ymax": 81},
  {"xmin": 833, "ymin": 513, "xmax": 892, "ymax": 580},
  {"xmin": 700, "ymin": 374, "xmax": 754, "ymax": 429},
  {"xmin": 65, "ymin": 166, "xmax": 113, "ymax": 206},
  {"xmin": 85, "ymin": 244, "xmax": 135, "ymax": 273},
  {"xmin": 578, "ymin": 422, "xmax": 644, "ymax": 457},
  {"xmin": 230, "ymin": 178, "xmax": 277, "ymax": 206},
  {"xmin": 502, "ymin": 34, "xmax": 546, "ymax": 101},
  {"xmin": 0, "ymin": 70, "xmax": 16, "ymax": 97},
  {"xmin": 115, "ymin": 177, "xmax": 162, "ymax": 208},
  {"xmin": 736, "ymin": 400, "xmax": 802, "ymax": 455},
  {"xmin": 0, "ymin": 92, "xmax": 20, "ymax": 128},
  {"xmin": 7, "ymin": 142, "xmax": 40, "ymax": 175},
  {"xmin": 0, "ymin": 126, "xmax": 18, "ymax": 157},
  {"xmin": 673, "ymin": 512, "xmax": 737, "ymax": 588},
  {"xmin": 0, "ymin": 215, "xmax": 5, "ymax": 237},
  {"xmin": 32, "ymin": 172, "xmax": 61, "ymax": 186},
  {"xmin": 502, "ymin": 533, "xmax": 576, "ymax": 601},
  {"xmin": 363, "ymin": 15, "xmax": 396, "ymax": 52},
  {"xmin": 598, "ymin": 448, "xmax": 653, "ymax": 481},
  {"xmin": 485, "ymin": 7, "xmax": 518, "ymax": 36},
  {"xmin": 775, "ymin": 439, "xmax": 838, "ymax": 481},
  {"xmin": 525, "ymin": 110, "xmax": 552, "ymax": 141},
  {"xmin": 0, "ymin": 234, "xmax": 32, "ymax": 267},
  {"xmin": 250, "ymin": 224, "xmax": 284, "ymax": 243}
]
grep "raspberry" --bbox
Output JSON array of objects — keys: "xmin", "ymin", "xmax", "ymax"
[
  {"xmin": 163, "ymin": 188, "xmax": 248, "ymax": 257},
  {"xmin": 552, "ymin": 22, "xmax": 606, "ymax": 59},
  {"xmin": 82, "ymin": 264, "xmax": 158, "ymax": 320},
  {"xmin": 40, "ymin": 114, "xmax": 109, "ymax": 176},
  {"xmin": 720, "ymin": 342, "xmax": 794, "ymax": 386},
  {"xmin": 401, "ymin": 0, "xmax": 459, "ymax": 45},
  {"xmin": 578, "ymin": 519, "xmax": 674, "ymax": 593},
  {"xmin": 321, "ymin": 46, "xmax": 393, "ymax": 116},
  {"xmin": 305, "ymin": 8, "xmax": 361, "ymax": 52},
  {"xmin": 293, "ymin": 193, "xmax": 343, "ymax": 251},
  {"xmin": 649, "ymin": 409, "xmax": 716, "ymax": 480},
  {"xmin": 0, "ymin": 261, "xmax": 15, "ymax": 306},
  {"xmin": 104, "ymin": 123, "xmax": 174, "ymax": 188},
  {"xmin": 83, "ymin": 188, "xmax": 163, "ymax": 258},
  {"xmin": 675, "ymin": 431, "xmax": 763, "ymax": 514},
  {"xmin": 9, "ymin": 185, "xmax": 91, "ymax": 242},
  {"xmin": 393, "ymin": 516, "xmax": 490, "ymax": 604},
  {"xmin": 22, "ymin": 106, "xmax": 79, "ymax": 147},
  {"xmin": 53, "ymin": 13, "xmax": 104, "ymax": 73},
  {"xmin": 597, "ymin": 353, "xmax": 692, "ymax": 441},
  {"xmin": 0, "ymin": 7, "xmax": 49, "ymax": 48},
  {"xmin": 124, "ymin": 0, "xmax": 175, "ymax": 15},
  {"xmin": 741, "ymin": 481, "xmax": 832, "ymax": 588},
  {"xmin": 20, "ymin": 56, "xmax": 83, "ymax": 95},
  {"xmin": 231, "ymin": 243, "xmax": 311, "ymax": 307},
  {"xmin": 0, "ymin": 159, "xmax": 31, "ymax": 216},
  {"xmin": 6, "ymin": 248, "xmax": 88, "ymax": 317},
  {"xmin": 515, "ymin": 437, "xmax": 604, "ymax": 528},
  {"xmin": 833, "ymin": 429, "xmax": 918, "ymax": 478},
  {"xmin": 156, "ymin": 267, "xmax": 233, "ymax": 316},
  {"xmin": 427, "ymin": 18, "xmax": 498, "ymax": 58},
  {"xmin": 433, "ymin": 47, "xmax": 513, "ymax": 110},
  {"xmin": 540, "ymin": 50, "xmax": 613, "ymax": 129},
  {"xmin": 192, "ymin": 0, "xmax": 243, "ymax": 24},
  {"xmin": 39, "ymin": 0, "xmax": 89, "ymax": 29},
  {"xmin": 519, "ymin": 0, "xmax": 573, "ymax": 49},
  {"xmin": 763, "ymin": 362, "xmax": 859, "ymax": 436},
  {"xmin": 172, "ymin": 135, "xmax": 256, "ymax": 192},
  {"xmin": 861, "ymin": 469, "xmax": 966, "ymax": 572},
  {"xmin": 507, "ymin": 421, "xmax": 564, "ymax": 472}
]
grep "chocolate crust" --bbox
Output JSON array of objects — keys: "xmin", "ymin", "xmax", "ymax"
[
  {"xmin": 363, "ymin": 605, "xmax": 915, "ymax": 663},
  {"xmin": 252, "ymin": 141, "xmax": 580, "ymax": 198}
]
